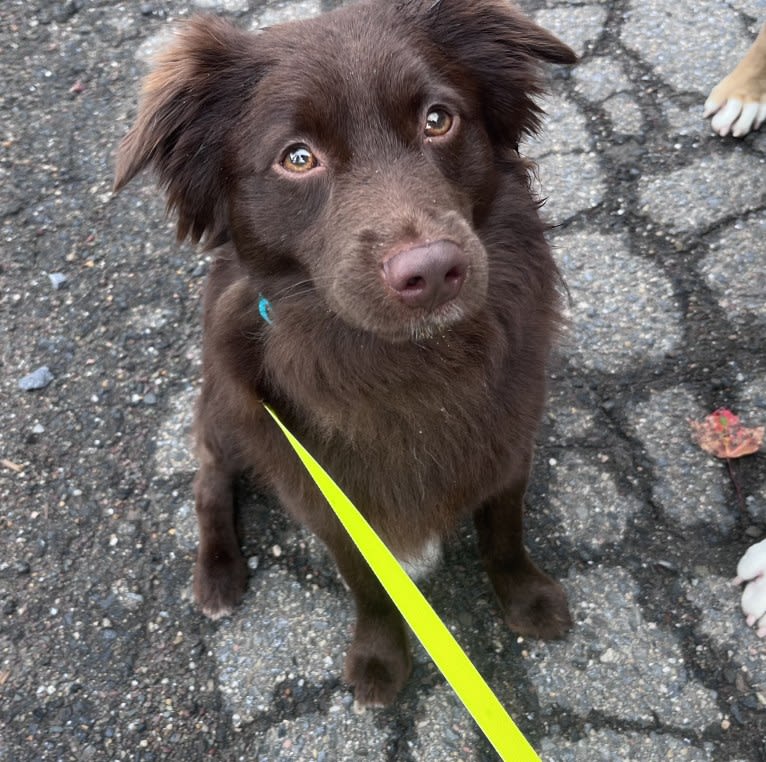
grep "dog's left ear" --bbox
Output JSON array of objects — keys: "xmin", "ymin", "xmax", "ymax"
[
  {"xmin": 114, "ymin": 17, "xmax": 264, "ymax": 247},
  {"xmin": 419, "ymin": 0, "xmax": 576, "ymax": 147}
]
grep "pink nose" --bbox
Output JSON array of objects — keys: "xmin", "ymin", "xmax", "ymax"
[{"xmin": 382, "ymin": 240, "xmax": 468, "ymax": 309}]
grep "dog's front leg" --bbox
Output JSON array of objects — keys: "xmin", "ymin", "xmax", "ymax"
[
  {"xmin": 321, "ymin": 525, "xmax": 412, "ymax": 707},
  {"xmin": 192, "ymin": 446, "xmax": 249, "ymax": 620},
  {"xmin": 474, "ymin": 478, "xmax": 572, "ymax": 640}
]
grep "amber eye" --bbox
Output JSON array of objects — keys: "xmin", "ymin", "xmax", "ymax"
[
  {"xmin": 281, "ymin": 144, "xmax": 319, "ymax": 173},
  {"xmin": 424, "ymin": 108, "xmax": 454, "ymax": 138}
]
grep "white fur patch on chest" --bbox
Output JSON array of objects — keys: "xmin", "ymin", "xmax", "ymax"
[{"xmin": 397, "ymin": 537, "xmax": 443, "ymax": 581}]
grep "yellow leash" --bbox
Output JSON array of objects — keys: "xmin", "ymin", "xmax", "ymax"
[{"xmin": 264, "ymin": 404, "xmax": 540, "ymax": 761}]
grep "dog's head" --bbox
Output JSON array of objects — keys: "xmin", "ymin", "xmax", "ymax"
[{"xmin": 115, "ymin": 0, "xmax": 575, "ymax": 341}]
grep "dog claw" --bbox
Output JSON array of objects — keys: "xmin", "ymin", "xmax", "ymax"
[{"xmin": 201, "ymin": 606, "xmax": 232, "ymax": 621}]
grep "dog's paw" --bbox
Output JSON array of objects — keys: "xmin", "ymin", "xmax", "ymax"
[
  {"xmin": 704, "ymin": 31, "xmax": 766, "ymax": 138},
  {"xmin": 741, "ymin": 577, "xmax": 766, "ymax": 637},
  {"xmin": 345, "ymin": 651, "xmax": 411, "ymax": 708},
  {"xmin": 734, "ymin": 538, "xmax": 766, "ymax": 638},
  {"xmin": 193, "ymin": 549, "xmax": 249, "ymax": 620},
  {"xmin": 493, "ymin": 565, "xmax": 573, "ymax": 640},
  {"xmin": 344, "ymin": 616, "xmax": 411, "ymax": 707},
  {"xmin": 705, "ymin": 89, "xmax": 766, "ymax": 137}
]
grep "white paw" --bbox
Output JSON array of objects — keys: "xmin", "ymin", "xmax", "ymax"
[
  {"xmin": 704, "ymin": 97, "xmax": 766, "ymax": 137},
  {"xmin": 733, "ymin": 538, "xmax": 766, "ymax": 637},
  {"xmin": 735, "ymin": 537, "xmax": 766, "ymax": 580}
]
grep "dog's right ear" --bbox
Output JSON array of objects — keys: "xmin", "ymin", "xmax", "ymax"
[{"xmin": 114, "ymin": 17, "xmax": 262, "ymax": 247}]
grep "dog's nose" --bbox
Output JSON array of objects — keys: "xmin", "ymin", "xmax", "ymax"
[{"xmin": 382, "ymin": 240, "xmax": 468, "ymax": 310}]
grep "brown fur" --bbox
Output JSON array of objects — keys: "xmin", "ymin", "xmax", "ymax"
[{"xmin": 115, "ymin": 0, "xmax": 576, "ymax": 707}]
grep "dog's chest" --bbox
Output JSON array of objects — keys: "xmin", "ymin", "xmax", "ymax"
[
  {"xmin": 263, "ymin": 318, "xmax": 542, "ymax": 550},
  {"xmin": 308, "ymin": 384, "xmax": 526, "ymax": 547}
]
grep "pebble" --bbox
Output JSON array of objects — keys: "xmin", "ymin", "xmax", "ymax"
[
  {"xmin": 47, "ymin": 272, "xmax": 67, "ymax": 289},
  {"xmin": 18, "ymin": 366, "xmax": 54, "ymax": 391}
]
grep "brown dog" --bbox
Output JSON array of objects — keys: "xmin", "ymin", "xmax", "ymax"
[{"xmin": 115, "ymin": 0, "xmax": 576, "ymax": 707}]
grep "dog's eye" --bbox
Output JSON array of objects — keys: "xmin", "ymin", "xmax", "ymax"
[
  {"xmin": 424, "ymin": 109, "xmax": 453, "ymax": 138},
  {"xmin": 281, "ymin": 144, "xmax": 319, "ymax": 173}
]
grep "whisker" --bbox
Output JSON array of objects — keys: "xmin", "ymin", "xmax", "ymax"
[{"xmin": 268, "ymin": 275, "xmax": 336, "ymax": 302}]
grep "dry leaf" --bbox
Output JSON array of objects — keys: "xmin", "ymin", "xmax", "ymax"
[{"xmin": 690, "ymin": 408, "xmax": 764, "ymax": 459}]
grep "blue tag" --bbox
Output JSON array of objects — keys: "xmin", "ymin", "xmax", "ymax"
[{"xmin": 258, "ymin": 294, "xmax": 274, "ymax": 325}]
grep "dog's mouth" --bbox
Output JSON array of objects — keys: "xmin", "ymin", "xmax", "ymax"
[
  {"xmin": 396, "ymin": 295, "xmax": 470, "ymax": 341},
  {"xmin": 376, "ymin": 239, "xmax": 487, "ymax": 342},
  {"xmin": 323, "ymin": 214, "xmax": 489, "ymax": 342},
  {"xmin": 331, "ymin": 248, "xmax": 487, "ymax": 343}
]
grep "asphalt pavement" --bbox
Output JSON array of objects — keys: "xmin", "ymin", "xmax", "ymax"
[{"xmin": 1, "ymin": 0, "xmax": 765, "ymax": 759}]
